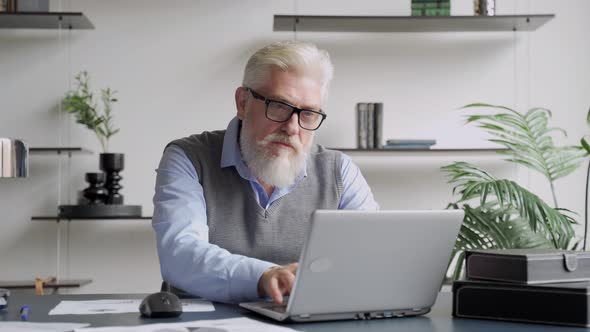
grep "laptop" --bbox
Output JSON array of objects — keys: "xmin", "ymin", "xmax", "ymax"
[{"xmin": 240, "ymin": 209, "xmax": 464, "ymax": 322}]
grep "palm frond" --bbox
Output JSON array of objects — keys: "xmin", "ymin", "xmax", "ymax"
[
  {"xmin": 448, "ymin": 204, "xmax": 555, "ymax": 279},
  {"xmin": 442, "ymin": 161, "xmax": 576, "ymax": 249},
  {"xmin": 462, "ymin": 104, "xmax": 586, "ymax": 184},
  {"xmin": 454, "ymin": 205, "xmax": 554, "ymax": 250}
]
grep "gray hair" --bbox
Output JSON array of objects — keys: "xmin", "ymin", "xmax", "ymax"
[{"xmin": 242, "ymin": 40, "xmax": 334, "ymax": 104}]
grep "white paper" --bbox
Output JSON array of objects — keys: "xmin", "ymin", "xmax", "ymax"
[
  {"xmin": 0, "ymin": 321, "xmax": 89, "ymax": 332},
  {"xmin": 74, "ymin": 317, "xmax": 296, "ymax": 332},
  {"xmin": 49, "ymin": 299, "xmax": 214, "ymax": 315}
]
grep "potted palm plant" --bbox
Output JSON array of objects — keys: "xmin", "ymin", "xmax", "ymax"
[
  {"xmin": 62, "ymin": 71, "xmax": 124, "ymax": 204},
  {"xmin": 442, "ymin": 103, "xmax": 590, "ymax": 279}
]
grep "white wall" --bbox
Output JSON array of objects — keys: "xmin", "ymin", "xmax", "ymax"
[{"xmin": 0, "ymin": 0, "xmax": 588, "ymax": 293}]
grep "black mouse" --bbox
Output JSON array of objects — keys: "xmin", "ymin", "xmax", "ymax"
[{"xmin": 139, "ymin": 291, "xmax": 183, "ymax": 318}]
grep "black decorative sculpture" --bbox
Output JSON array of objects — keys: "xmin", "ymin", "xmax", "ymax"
[
  {"xmin": 100, "ymin": 153, "xmax": 124, "ymax": 204},
  {"xmin": 58, "ymin": 152, "xmax": 141, "ymax": 219},
  {"xmin": 82, "ymin": 172, "xmax": 108, "ymax": 204}
]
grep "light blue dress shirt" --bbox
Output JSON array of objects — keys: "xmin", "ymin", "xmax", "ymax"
[{"xmin": 153, "ymin": 117, "xmax": 379, "ymax": 303}]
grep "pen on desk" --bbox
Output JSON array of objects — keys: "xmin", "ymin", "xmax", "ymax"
[{"xmin": 20, "ymin": 304, "xmax": 30, "ymax": 321}]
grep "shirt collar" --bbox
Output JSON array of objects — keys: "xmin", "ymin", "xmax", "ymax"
[{"xmin": 220, "ymin": 116, "xmax": 308, "ymax": 182}]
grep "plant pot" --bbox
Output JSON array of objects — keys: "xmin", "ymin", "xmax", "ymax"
[
  {"xmin": 99, "ymin": 153, "xmax": 124, "ymax": 204},
  {"xmin": 99, "ymin": 153, "xmax": 124, "ymax": 171}
]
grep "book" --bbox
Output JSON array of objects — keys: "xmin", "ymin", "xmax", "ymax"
[
  {"xmin": 382, "ymin": 144, "xmax": 432, "ymax": 150},
  {"xmin": 0, "ymin": 138, "xmax": 3, "ymax": 176},
  {"xmin": 373, "ymin": 103, "xmax": 383, "ymax": 149},
  {"xmin": 356, "ymin": 103, "xmax": 368, "ymax": 149},
  {"xmin": 412, "ymin": 0, "xmax": 450, "ymax": 16},
  {"xmin": 465, "ymin": 249, "xmax": 590, "ymax": 284},
  {"xmin": 1, "ymin": 138, "xmax": 12, "ymax": 177},
  {"xmin": 0, "ymin": 0, "xmax": 15, "ymax": 12},
  {"xmin": 385, "ymin": 139, "xmax": 436, "ymax": 146},
  {"xmin": 366, "ymin": 103, "xmax": 375, "ymax": 149},
  {"xmin": 16, "ymin": 0, "xmax": 49, "ymax": 12}
]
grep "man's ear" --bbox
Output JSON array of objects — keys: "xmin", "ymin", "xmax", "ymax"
[{"xmin": 235, "ymin": 87, "xmax": 248, "ymax": 120}]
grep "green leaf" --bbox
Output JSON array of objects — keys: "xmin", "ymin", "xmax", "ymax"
[
  {"xmin": 582, "ymin": 137, "xmax": 590, "ymax": 154},
  {"xmin": 447, "ymin": 205, "xmax": 555, "ymax": 280},
  {"xmin": 442, "ymin": 161, "xmax": 575, "ymax": 249},
  {"xmin": 460, "ymin": 104, "xmax": 585, "ymax": 184},
  {"xmin": 61, "ymin": 71, "xmax": 119, "ymax": 152}
]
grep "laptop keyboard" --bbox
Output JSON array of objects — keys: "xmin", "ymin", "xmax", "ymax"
[{"xmin": 259, "ymin": 302, "xmax": 287, "ymax": 313}]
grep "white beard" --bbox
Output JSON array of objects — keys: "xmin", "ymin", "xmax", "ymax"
[{"xmin": 240, "ymin": 118, "xmax": 311, "ymax": 188}]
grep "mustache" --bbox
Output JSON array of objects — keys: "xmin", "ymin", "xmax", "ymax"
[{"xmin": 260, "ymin": 133, "xmax": 303, "ymax": 151}]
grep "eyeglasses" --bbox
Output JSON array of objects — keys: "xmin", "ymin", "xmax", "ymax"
[{"xmin": 246, "ymin": 88, "xmax": 327, "ymax": 131}]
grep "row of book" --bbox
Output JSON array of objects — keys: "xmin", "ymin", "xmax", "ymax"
[
  {"xmin": 0, "ymin": 138, "xmax": 27, "ymax": 177},
  {"xmin": 411, "ymin": 0, "xmax": 450, "ymax": 16},
  {"xmin": 356, "ymin": 102, "xmax": 383, "ymax": 149},
  {"xmin": 0, "ymin": 0, "xmax": 49, "ymax": 12},
  {"xmin": 355, "ymin": 103, "xmax": 438, "ymax": 150}
]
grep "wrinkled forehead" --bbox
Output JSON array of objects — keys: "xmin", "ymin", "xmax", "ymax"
[{"xmin": 256, "ymin": 68, "xmax": 323, "ymax": 110}]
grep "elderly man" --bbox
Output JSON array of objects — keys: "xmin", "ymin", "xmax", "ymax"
[{"xmin": 153, "ymin": 40, "xmax": 378, "ymax": 305}]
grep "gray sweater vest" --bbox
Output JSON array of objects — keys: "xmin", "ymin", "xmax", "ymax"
[{"xmin": 170, "ymin": 129, "xmax": 342, "ymax": 265}]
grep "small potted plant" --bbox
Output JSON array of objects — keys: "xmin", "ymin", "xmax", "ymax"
[{"xmin": 62, "ymin": 71, "xmax": 124, "ymax": 204}]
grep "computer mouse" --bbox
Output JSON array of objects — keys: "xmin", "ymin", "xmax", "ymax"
[{"xmin": 139, "ymin": 291, "xmax": 183, "ymax": 318}]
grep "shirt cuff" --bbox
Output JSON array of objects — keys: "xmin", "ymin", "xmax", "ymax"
[{"xmin": 229, "ymin": 258, "xmax": 277, "ymax": 303}]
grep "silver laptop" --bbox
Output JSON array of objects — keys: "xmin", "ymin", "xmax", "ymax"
[{"xmin": 240, "ymin": 209, "xmax": 464, "ymax": 322}]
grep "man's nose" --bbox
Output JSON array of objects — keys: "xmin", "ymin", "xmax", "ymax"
[{"xmin": 281, "ymin": 112, "xmax": 300, "ymax": 136}]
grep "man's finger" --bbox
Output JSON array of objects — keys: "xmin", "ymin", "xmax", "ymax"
[
  {"xmin": 281, "ymin": 272, "xmax": 296, "ymax": 295},
  {"xmin": 285, "ymin": 271, "xmax": 296, "ymax": 289},
  {"xmin": 269, "ymin": 277, "xmax": 283, "ymax": 304}
]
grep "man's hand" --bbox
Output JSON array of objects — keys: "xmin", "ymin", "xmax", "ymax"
[{"xmin": 257, "ymin": 263, "xmax": 298, "ymax": 304}]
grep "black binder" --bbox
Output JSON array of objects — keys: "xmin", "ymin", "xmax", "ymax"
[
  {"xmin": 465, "ymin": 249, "xmax": 590, "ymax": 284},
  {"xmin": 453, "ymin": 279, "xmax": 590, "ymax": 327}
]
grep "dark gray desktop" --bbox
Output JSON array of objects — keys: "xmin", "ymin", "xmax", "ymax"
[{"xmin": 0, "ymin": 292, "xmax": 586, "ymax": 331}]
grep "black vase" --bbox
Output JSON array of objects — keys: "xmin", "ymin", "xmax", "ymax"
[
  {"xmin": 82, "ymin": 172, "xmax": 108, "ymax": 204},
  {"xmin": 99, "ymin": 153, "xmax": 124, "ymax": 205}
]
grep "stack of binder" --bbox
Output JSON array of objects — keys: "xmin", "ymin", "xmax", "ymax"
[{"xmin": 453, "ymin": 249, "xmax": 590, "ymax": 327}]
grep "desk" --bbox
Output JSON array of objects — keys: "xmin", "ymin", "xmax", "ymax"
[{"xmin": 0, "ymin": 292, "xmax": 585, "ymax": 331}]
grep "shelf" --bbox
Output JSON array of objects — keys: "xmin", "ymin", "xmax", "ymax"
[
  {"xmin": 0, "ymin": 278, "xmax": 92, "ymax": 289},
  {"xmin": 273, "ymin": 14, "xmax": 554, "ymax": 33},
  {"xmin": 333, "ymin": 148, "xmax": 509, "ymax": 153},
  {"xmin": 29, "ymin": 147, "xmax": 93, "ymax": 155},
  {"xmin": 0, "ymin": 12, "xmax": 94, "ymax": 29},
  {"xmin": 32, "ymin": 216, "xmax": 152, "ymax": 221}
]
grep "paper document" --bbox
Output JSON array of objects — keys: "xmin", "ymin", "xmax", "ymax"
[
  {"xmin": 49, "ymin": 299, "xmax": 214, "ymax": 315},
  {"xmin": 0, "ymin": 321, "xmax": 89, "ymax": 332},
  {"xmin": 74, "ymin": 317, "xmax": 296, "ymax": 332}
]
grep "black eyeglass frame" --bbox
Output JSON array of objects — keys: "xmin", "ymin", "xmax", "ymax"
[{"xmin": 246, "ymin": 87, "xmax": 327, "ymax": 131}]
